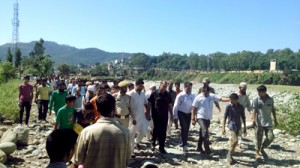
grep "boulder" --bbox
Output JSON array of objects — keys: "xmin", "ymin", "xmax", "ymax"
[
  {"xmin": 0, "ymin": 129, "xmax": 17, "ymax": 144},
  {"xmin": 0, "ymin": 142, "xmax": 17, "ymax": 155},
  {"xmin": 0, "ymin": 150, "xmax": 6, "ymax": 164},
  {"xmin": 13, "ymin": 126, "xmax": 29, "ymax": 146}
]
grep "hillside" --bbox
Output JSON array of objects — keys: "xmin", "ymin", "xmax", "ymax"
[{"xmin": 0, "ymin": 41, "xmax": 132, "ymax": 65}]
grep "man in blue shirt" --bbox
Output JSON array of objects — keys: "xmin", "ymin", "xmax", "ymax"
[{"xmin": 222, "ymin": 93, "xmax": 247, "ymax": 165}]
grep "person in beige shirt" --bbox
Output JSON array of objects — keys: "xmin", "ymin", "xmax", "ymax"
[
  {"xmin": 113, "ymin": 81, "xmax": 132, "ymax": 128},
  {"xmin": 71, "ymin": 93, "xmax": 130, "ymax": 168}
]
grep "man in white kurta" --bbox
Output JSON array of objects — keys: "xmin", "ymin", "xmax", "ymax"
[{"xmin": 127, "ymin": 79, "xmax": 149, "ymax": 157}]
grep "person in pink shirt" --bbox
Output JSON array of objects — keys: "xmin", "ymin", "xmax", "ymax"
[{"xmin": 19, "ymin": 75, "xmax": 34, "ymax": 126}]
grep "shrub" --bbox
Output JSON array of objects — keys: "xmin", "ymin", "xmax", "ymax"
[
  {"xmin": 277, "ymin": 95, "xmax": 300, "ymax": 136},
  {"xmin": 0, "ymin": 79, "xmax": 21, "ymax": 121}
]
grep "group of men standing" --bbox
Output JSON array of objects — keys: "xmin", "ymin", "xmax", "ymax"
[{"xmin": 18, "ymin": 75, "xmax": 278, "ymax": 167}]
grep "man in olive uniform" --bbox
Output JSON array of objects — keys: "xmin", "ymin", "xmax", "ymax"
[{"xmin": 113, "ymin": 81, "xmax": 132, "ymax": 128}]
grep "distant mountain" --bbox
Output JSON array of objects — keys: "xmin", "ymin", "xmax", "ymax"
[{"xmin": 0, "ymin": 41, "xmax": 132, "ymax": 65}]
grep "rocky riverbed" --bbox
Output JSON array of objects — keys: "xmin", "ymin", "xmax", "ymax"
[{"xmin": 0, "ymin": 83, "xmax": 299, "ymax": 168}]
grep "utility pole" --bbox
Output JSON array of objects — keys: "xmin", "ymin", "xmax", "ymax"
[{"xmin": 12, "ymin": 0, "xmax": 20, "ymax": 52}]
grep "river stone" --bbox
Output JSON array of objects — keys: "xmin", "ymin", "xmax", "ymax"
[
  {"xmin": 0, "ymin": 142, "xmax": 17, "ymax": 155},
  {"xmin": 0, "ymin": 162, "xmax": 7, "ymax": 168},
  {"xmin": 0, "ymin": 129, "xmax": 17, "ymax": 144},
  {"xmin": 273, "ymin": 129, "xmax": 282, "ymax": 136},
  {"xmin": 0, "ymin": 150, "xmax": 6, "ymax": 164},
  {"xmin": 13, "ymin": 126, "xmax": 29, "ymax": 146}
]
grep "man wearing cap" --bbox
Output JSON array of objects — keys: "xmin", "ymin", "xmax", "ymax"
[
  {"xmin": 127, "ymin": 78, "xmax": 149, "ymax": 157},
  {"xmin": 35, "ymin": 78, "xmax": 51, "ymax": 122},
  {"xmin": 237, "ymin": 82, "xmax": 252, "ymax": 148},
  {"xmin": 201, "ymin": 77, "xmax": 221, "ymax": 113},
  {"xmin": 167, "ymin": 81, "xmax": 177, "ymax": 136},
  {"xmin": 145, "ymin": 84, "xmax": 157, "ymax": 140},
  {"xmin": 173, "ymin": 81, "xmax": 195, "ymax": 153},
  {"xmin": 113, "ymin": 80, "xmax": 132, "ymax": 128},
  {"xmin": 252, "ymin": 85, "xmax": 278, "ymax": 161}
]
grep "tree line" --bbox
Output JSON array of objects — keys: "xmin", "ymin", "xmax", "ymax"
[{"xmin": 128, "ymin": 49, "xmax": 300, "ymax": 72}]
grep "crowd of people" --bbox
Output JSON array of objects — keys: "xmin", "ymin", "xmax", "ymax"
[{"xmin": 18, "ymin": 75, "xmax": 278, "ymax": 167}]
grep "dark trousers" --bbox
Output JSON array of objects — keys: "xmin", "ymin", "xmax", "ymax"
[
  {"xmin": 178, "ymin": 111, "xmax": 191, "ymax": 147},
  {"xmin": 19, "ymin": 101, "xmax": 31, "ymax": 125},
  {"xmin": 152, "ymin": 110, "xmax": 168, "ymax": 149},
  {"xmin": 38, "ymin": 100, "xmax": 49, "ymax": 120},
  {"xmin": 197, "ymin": 118, "xmax": 211, "ymax": 154}
]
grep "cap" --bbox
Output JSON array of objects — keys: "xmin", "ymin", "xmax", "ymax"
[
  {"xmin": 135, "ymin": 78, "xmax": 144, "ymax": 85},
  {"xmin": 149, "ymin": 84, "xmax": 156, "ymax": 90},
  {"xmin": 202, "ymin": 77, "xmax": 210, "ymax": 84},
  {"xmin": 86, "ymin": 81, "xmax": 92, "ymax": 86},
  {"xmin": 87, "ymin": 85, "xmax": 95, "ymax": 92},
  {"xmin": 239, "ymin": 82, "xmax": 247, "ymax": 88},
  {"xmin": 118, "ymin": 80, "xmax": 129, "ymax": 87}
]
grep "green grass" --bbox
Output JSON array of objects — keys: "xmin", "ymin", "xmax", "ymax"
[{"xmin": 0, "ymin": 79, "xmax": 22, "ymax": 121}]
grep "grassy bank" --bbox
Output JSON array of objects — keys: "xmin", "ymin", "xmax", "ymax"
[
  {"xmin": 140, "ymin": 70, "xmax": 300, "ymax": 86},
  {"xmin": 0, "ymin": 79, "xmax": 21, "ymax": 122}
]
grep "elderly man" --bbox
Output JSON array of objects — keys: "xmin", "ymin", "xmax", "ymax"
[
  {"xmin": 148, "ymin": 81, "xmax": 172, "ymax": 154},
  {"xmin": 237, "ymin": 82, "xmax": 252, "ymax": 149},
  {"xmin": 71, "ymin": 93, "xmax": 130, "ymax": 168},
  {"xmin": 128, "ymin": 79, "xmax": 149, "ymax": 158},
  {"xmin": 173, "ymin": 81, "xmax": 195, "ymax": 153},
  {"xmin": 145, "ymin": 84, "xmax": 156, "ymax": 140},
  {"xmin": 113, "ymin": 80, "xmax": 132, "ymax": 128}
]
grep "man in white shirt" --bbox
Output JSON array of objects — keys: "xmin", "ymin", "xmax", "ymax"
[
  {"xmin": 127, "ymin": 79, "xmax": 149, "ymax": 158},
  {"xmin": 192, "ymin": 85, "xmax": 229, "ymax": 157},
  {"xmin": 173, "ymin": 81, "xmax": 195, "ymax": 153}
]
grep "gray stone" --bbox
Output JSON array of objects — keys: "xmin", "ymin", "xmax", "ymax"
[
  {"xmin": 0, "ymin": 162, "xmax": 7, "ymax": 168},
  {"xmin": 0, "ymin": 127, "xmax": 7, "ymax": 132},
  {"xmin": 2, "ymin": 120, "xmax": 13, "ymax": 126},
  {"xmin": 0, "ymin": 150, "xmax": 6, "ymax": 164},
  {"xmin": 0, "ymin": 142, "xmax": 17, "ymax": 155},
  {"xmin": 0, "ymin": 129, "xmax": 17, "ymax": 144},
  {"xmin": 273, "ymin": 129, "xmax": 282, "ymax": 136},
  {"xmin": 13, "ymin": 126, "xmax": 29, "ymax": 146},
  {"xmin": 32, "ymin": 149, "xmax": 42, "ymax": 156}
]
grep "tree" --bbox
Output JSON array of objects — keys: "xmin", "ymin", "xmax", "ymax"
[
  {"xmin": 14, "ymin": 48, "xmax": 22, "ymax": 67},
  {"xmin": 57, "ymin": 64, "xmax": 71, "ymax": 76},
  {"xmin": 0, "ymin": 62, "xmax": 17, "ymax": 83},
  {"xmin": 6, "ymin": 48, "xmax": 13, "ymax": 63},
  {"xmin": 22, "ymin": 38, "xmax": 54, "ymax": 77}
]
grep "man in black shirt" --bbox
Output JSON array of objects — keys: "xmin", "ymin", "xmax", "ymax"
[{"xmin": 148, "ymin": 81, "xmax": 172, "ymax": 154}]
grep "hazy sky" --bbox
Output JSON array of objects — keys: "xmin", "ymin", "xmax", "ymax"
[{"xmin": 0, "ymin": 0, "xmax": 299, "ymax": 55}]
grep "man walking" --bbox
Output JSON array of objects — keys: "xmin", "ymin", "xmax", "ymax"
[
  {"xmin": 167, "ymin": 81, "xmax": 176, "ymax": 136},
  {"xmin": 19, "ymin": 75, "xmax": 33, "ymax": 126},
  {"xmin": 173, "ymin": 81, "xmax": 195, "ymax": 153},
  {"xmin": 192, "ymin": 85, "xmax": 229, "ymax": 157},
  {"xmin": 35, "ymin": 78, "xmax": 51, "ymax": 122},
  {"xmin": 148, "ymin": 81, "xmax": 172, "ymax": 154},
  {"xmin": 253, "ymin": 85, "xmax": 278, "ymax": 160},
  {"xmin": 237, "ymin": 82, "xmax": 252, "ymax": 148},
  {"xmin": 49, "ymin": 81, "xmax": 68, "ymax": 116},
  {"xmin": 113, "ymin": 80, "xmax": 132, "ymax": 128},
  {"xmin": 127, "ymin": 79, "xmax": 149, "ymax": 157},
  {"xmin": 222, "ymin": 93, "xmax": 247, "ymax": 165},
  {"xmin": 71, "ymin": 93, "xmax": 130, "ymax": 168}
]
